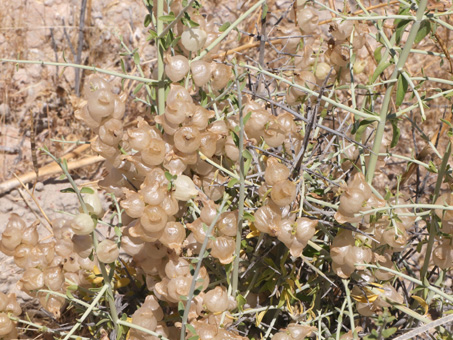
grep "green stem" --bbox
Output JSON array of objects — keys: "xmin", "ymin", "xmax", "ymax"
[
  {"xmin": 180, "ymin": 197, "xmax": 228, "ymax": 340},
  {"xmin": 420, "ymin": 142, "xmax": 451, "ymax": 279},
  {"xmin": 62, "ymin": 284, "xmax": 109, "ymax": 340},
  {"xmin": 0, "ymin": 58, "xmax": 156, "ymax": 83},
  {"xmin": 117, "ymin": 320, "xmax": 169, "ymax": 339},
  {"xmin": 342, "ymin": 279, "xmax": 357, "ymax": 340},
  {"xmin": 366, "ymin": 0, "xmax": 429, "ymax": 183},
  {"xmin": 241, "ymin": 64, "xmax": 379, "ymax": 121},
  {"xmin": 231, "ymin": 64, "xmax": 245, "ymax": 297},
  {"xmin": 156, "ymin": 0, "xmax": 165, "ymax": 115},
  {"xmin": 192, "ymin": 0, "xmax": 266, "ymax": 61}
]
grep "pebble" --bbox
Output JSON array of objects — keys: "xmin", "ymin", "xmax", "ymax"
[{"xmin": 35, "ymin": 182, "xmax": 44, "ymax": 192}]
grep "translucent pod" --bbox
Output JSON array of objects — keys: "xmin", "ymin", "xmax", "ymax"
[
  {"xmin": 70, "ymin": 213, "xmax": 95, "ymax": 236},
  {"xmin": 97, "ymin": 239, "xmax": 119, "ymax": 263},
  {"xmin": 211, "ymin": 63, "xmax": 232, "ymax": 91},
  {"xmin": 271, "ymin": 180, "xmax": 297, "ymax": 207},
  {"xmin": 173, "ymin": 126, "xmax": 201, "ymax": 154},
  {"xmin": 210, "ymin": 236, "xmax": 235, "ymax": 264},
  {"xmin": 72, "ymin": 234, "xmax": 93, "ymax": 258},
  {"xmin": 265, "ymin": 158, "xmax": 290, "ymax": 186},
  {"xmin": 164, "ymin": 256, "xmax": 190, "ymax": 278},
  {"xmin": 181, "ymin": 27, "xmax": 207, "ymax": 52},
  {"xmin": 165, "ymin": 54, "xmax": 189, "ymax": 82},
  {"xmin": 0, "ymin": 313, "xmax": 14, "ymax": 336},
  {"xmin": 141, "ymin": 138, "xmax": 166, "ymax": 167},
  {"xmin": 217, "ymin": 210, "xmax": 238, "ymax": 237},
  {"xmin": 264, "ymin": 119, "xmax": 286, "ymax": 148},
  {"xmin": 140, "ymin": 205, "xmax": 168, "ymax": 233},
  {"xmin": 98, "ymin": 118, "xmax": 123, "ymax": 146},
  {"xmin": 191, "ymin": 60, "xmax": 211, "ymax": 87},
  {"xmin": 295, "ymin": 218, "xmax": 317, "ymax": 244},
  {"xmin": 43, "ymin": 266, "xmax": 65, "ymax": 291},
  {"xmin": 173, "ymin": 175, "xmax": 198, "ymax": 201},
  {"xmin": 121, "ymin": 189, "xmax": 145, "ymax": 218},
  {"xmin": 254, "ymin": 204, "xmax": 282, "ymax": 236},
  {"xmin": 167, "ymin": 276, "xmax": 191, "ymax": 302},
  {"xmin": 297, "ymin": 7, "xmax": 319, "ymax": 34},
  {"xmin": 203, "ymin": 286, "xmax": 229, "ymax": 313}
]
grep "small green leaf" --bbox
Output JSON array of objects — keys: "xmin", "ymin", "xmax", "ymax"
[
  {"xmin": 133, "ymin": 83, "xmax": 144, "ymax": 94},
  {"xmin": 381, "ymin": 327, "xmax": 397, "ymax": 338},
  {"xmin": 243, "ymin": 149, "xmax": 252, "ymax": 175},
  {"xmin": 165, "ymin": 171, "xmax": 177, "ymax": 181},
  {"xmin": 120, "ymin": 58, "xmax": 126, "ymax": 74},
  {"xmin": 243, "ymin": 211, "xmax": 255, "ymax": 222},
  {"xmin": 415, "ymin": 20, "xmax": 431, "ymax": 44},
  {"xmin": 133, "ymin": 52, "xmax": 141, "ymax": 65},
  {"xmin": 147, "ymin": 30, "xmax": 158, "ymax": 40},
  {"xmin": 178, "ymin": 301, "xmax": 185, "ymax": 317},
  {"xmin": 261, "ymin": 3, "xmax": 268, "ymax": 20},
  {"xmin": 230, "ymin": 131, "xmax": 240, "ymax": 147},
  {"xmin": 373, "ymin": 46, "xmax": 383, "ymax": 64},
  {"xmin": 80, "ymin": 187, "xmax": 95, "ymax": 194},
  {"xmin": 60, "ymin": 187, "xmax": 76, "ymax": 193},
  {"xmin": 219, "ymin": 22, "xmax": 231, "ymax": 32},
  {"xmin": 186, "ymin": 324, "xmax": 197, "ymax": 335},
  {"xmin": 228, "ymin": 178, "xmax": 239, "ymax": 188},
  {"xmin": 159, "ymin": 14, "xmax": 176, "ymax": 23},
  {"xmin": 144, "ymin": 14, "xmax": 152, "ymax": 27},
  {"xmin": 370, "ymin": 61, "xmax": 391, "ymax": 83},
  {"xmin": 243, "ymin": 111, "xmax": 252, "ymax": 125},
  {"xmin": 236, "ymin": 294, "xmax": 246, "ymax": 312},
  {"xmin": 396, "ymin": 73, "xmax": 408, "ymax": 107},
  {"xmin": 428, "ymin": 161, "xmax": 438, "ymax": 173},
  {"xmin": 390, "ymin": 119, "xmax": 401, "ymax": 148}
]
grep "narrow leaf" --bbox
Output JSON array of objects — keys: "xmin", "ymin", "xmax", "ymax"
[
  {"xmin": 396, "ymin": 73, "xmax": 408, "ymax": 107},
  {"xmin": 390, "ymin": 119, "xmax": 401, "ymax": 148},
  {"xmin": 415, "ymin": 20, "xmax": 431, "ymax": 44}
]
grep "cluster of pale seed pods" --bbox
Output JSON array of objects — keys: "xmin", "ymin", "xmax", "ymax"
[
  {"xmin": 0, "ymin": 292, "xmax": 21, "ymax": 340},
  {"xmin": 0, "ymin": 212, "xmax": 99, "ymax": 321}
]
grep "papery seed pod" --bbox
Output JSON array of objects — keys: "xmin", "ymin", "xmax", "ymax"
[
  {"xmin": 7, "ymin": 214, "xmax": 26, "ymax": 231},
  {"xmin": 330, "ymin": 20, "xmax": 354, "ymax": 41},
  {"xmin": 72, "ymin": 234, "xmax": 93, "ymax": 258},
  {"xmin": 211, "ymin": 63, "xmax": 232, "ymax": 91},
  {"xmin": 71, "ymin": 213, "xmax": 95, "ymax": 235},
  {"xmin": 99, "ymin": 118, "xmax": 123, "ymax": 146},
  {"xmin": 186, "ymin": 105, "xmax": 211, "ymax": 131},
  {"xmin": 330, "ymin": 230, "xmax": 354, "ymax": 265},
  {"xmin": 165, "ymin": 54, "xmax": 190, "ymax": 82},
  {"xmin": 200, "ymin": 132, "xmax": 219, "ymax": 158},
  {"xmin": 276, "ymin": 218, "xmax": 295, "ymax": 248},
  {"xmin": 165, "ymin": 256, "xmax": 190, "ymax": 278},
  {"xmin": 336, "ymin": 188, "xmax": 366, "ymax": 219},
  {"xmin": 277, "ymin": 112, "xmax": 298, "ymax": 135},
  {"xmin": 144, "ymin": 167, "xmax": 169, "ymax": 188},
  {"xmin": 97, "ymin": 239, "xmax": 119, "ymax": 263},
  {"xmin": 80, "ymin": 188, "xmax": 104, "ymax": 218},
  {"xmin": 254, "ymin": 205, "xmax": 282, "ymax": 236},
  {"xmin": 297, "ymin": 7, "xmax": 319, "ymax": 34},
  {"xmin": 344, "ymin": 246, "xmax": 372, "ymax": 270},
  {"xmin": 4, "ymin": 294, "xmax": 21, "ymax": 316},
  {"xmin": 295, "ymin": 218, "xmax": 317, "ymax": 244},
  {"xmin": 200, "ymin": 201, "xmax": 218, "ymax": 226},
  {"xmin": 126, "ymin": 119, "xmax": 153, "ymax": 151},
  {"xmin": 43, "ymin": 266, "xmax": 65, "ymax": 291},
  {"xmin": 203, "ymin": 286, "xmax": 229, "ymax": 313},
  {"xmin": 120, "ymin": 233, "xmax": 144, "ymax": 257},
  {"xmin": 173, "ymin": 175, "xmax": 198, "ymax": 201},
  {"xmin": 291, "ymin": 71, "xmax": 316, "ymax": 98},
  {"xmin": 271, "ymin": 180, "xmax": 297, "ymax": 207},
  {"xmin": 14, "ymin": 244, "xmax": 32, "ymax": 268},
  {"xmin": 181, "ymin": 28, "xmax": 207, "ymax": 52},
  {"xmin": 201, "ymin": 172, "xmax": 227, "ymax": 201},
  {"xmin": 191, "ymin": 60, "xmax": 211, "ymax": 87},
  {"xmin": 245, "ymin": 110, "xmax": 271, "ymax": 142},
  {"xmin": 173, "ymin": 126, "xmax": 201, "ymax": 154},
  {"xmin": 1, "ymin": 227, "xmax": 22, "ymax": 251},
  {"xmin": 433, "ymin": 241, "xmax": 453, "ymax": 269},
  {"xmin": 271, "ymin": 332, "xmax": 291, "ymax": 340},
  {"xmin": 265, "ymin": 158, "xmax": 290, "ymax": 186},
  {"xmin": 210, "ymin": 236, "xmax": 235, "ymax": 264},
  {"xmin": 0, "ymin": 312, "xmax": 13, "ymax": 336},
  {"xmin": 0, "ymin": 292, "xmax": 7, "ymax": 311},
  {"xmin": 381, "ymin": 227, "xmax": 408, "ymax": 251},
  {"xmin": 41, "ymin": 294, "xmax": 65, "ymax": 319},
  {"xmin": 132, "ymin": 307, "xmax": 157, "ymax": 334},
  {"xmin": 161, "ymin": 193, "xmax": 180, "ymax": 216},
  {"xmin": 287, "ymin": 323, "xmax": 316, "ymax": 339},
  {"xmin": 165, "ymin": 100, "xmax": 192, "ymax": 125},
  {"xmin": 264, "ymin": 119, "xmax": 285, "ymax": 148},
  {"xmin": 121, "ymin": 189, "xmax": 145, "ymax": 218},
  {"xmin": 142, "ymin": 295, "xmax": 164, "ymax": 322},
  {"xmin": 327, "ymin": 44, "xmax": 349, "ymax": 68},
  {"xmin": 167, "ymin": 276, "xmax": 191, "ymax": 302},
  {"xmin": 225, "ymin": 135, "xmax": 240, "ymax": 162},
  {"xmin": 83, "ymin": 77, "xmax": 116, "ymax": 120},
  {"xmin": 141, "ymin": 138, "xmax": 166, "ymax": 166},
  {"xmin": 187, "ymin": 218, "xmax": 209, "ymax": 244},
  {"xmin": 19, "ymin": 267, "xmax": 44, "ymax": 291},
  {"xmin": 141, "ymin": 205, "xmax": 168, "ymax": 233},
  {"xmin": 314, "ymin": 62, "xmax": 332, "ymax": 81},
  {"xmin": 63, "ymin": 254, "xmax": 80, "ymax": 272},
  {"xmin": 159, "ymin": 222, "xmax": 185, "ymax": 252},
  {"xmin": 167, "ymin": 84, "xmax": 192, "ymax": 110},
  {"xmin": 217, "ymin": 211, "xmax": 238, "ymax": 237},
  {"xmin": 91, "ymin": 137, "xmax": 119, "ymax": 161},
  {"xmin": 141, "ymin": 184, "xmax": 166, "ymax": 207}
]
